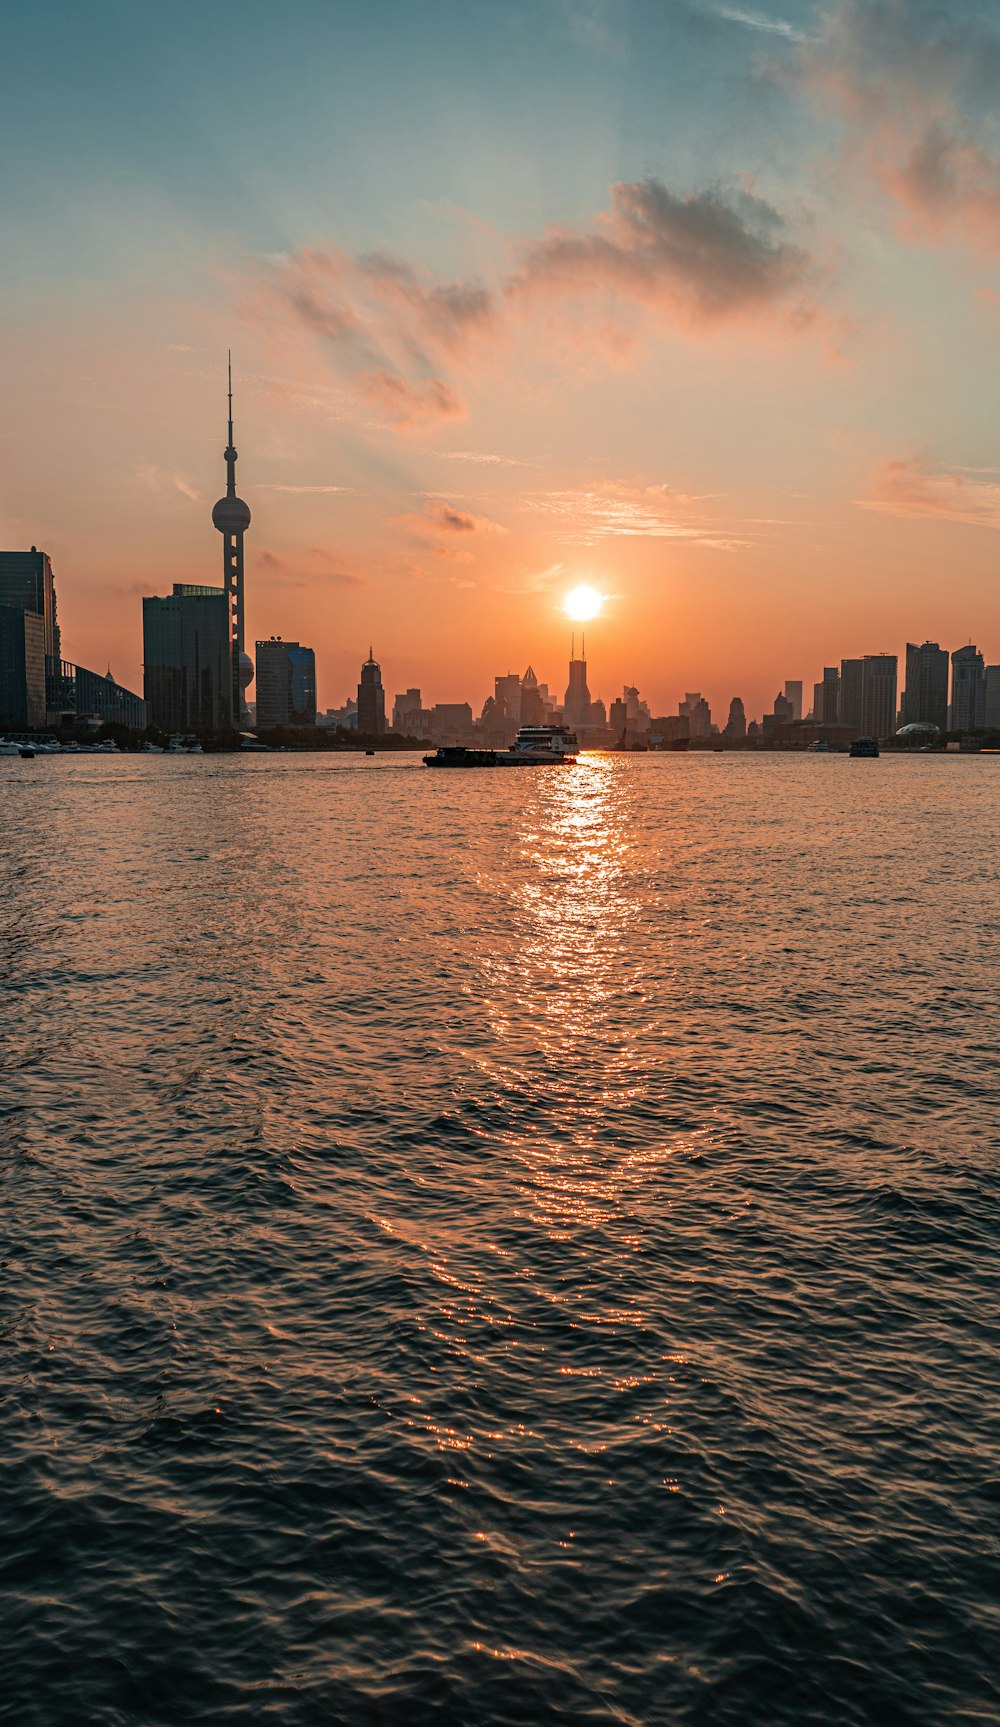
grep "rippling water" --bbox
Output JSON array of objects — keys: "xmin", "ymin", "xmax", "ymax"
[{"xmin": 1, "ymin": 753, "xmax": 997, "ymax": 1726}]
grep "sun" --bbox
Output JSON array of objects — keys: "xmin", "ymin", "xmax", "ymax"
[{"xmin": 563, "ymin": 584, "xmax": 604, "ymax": 622}]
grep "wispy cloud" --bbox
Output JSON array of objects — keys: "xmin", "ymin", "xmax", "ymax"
[
  {"xmin": 395, "ymin": 497, "xmax": 507, "ymax": 560},
  {"xmin": 860, "ymin": 452, "xmax": 1000, "ymax": 529},
  {"xmin": 709, "ymin": 4, "xmax": 805, "ymax": 41},
  {"xmin": 258, "ymin": 483, "xmax": 356, "ymax": 494},
  {"xmin": 528, "ymin": 480, "xmax": 746, "ymax": 547}
]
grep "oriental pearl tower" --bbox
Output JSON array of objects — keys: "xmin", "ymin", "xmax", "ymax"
[{"xmin": 212, "ymin": 353, "xmax": 253, "ymax": 726}]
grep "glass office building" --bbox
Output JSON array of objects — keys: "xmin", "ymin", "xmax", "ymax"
[
  {"xmin": 255, "ymin": 638, "xmax": 317, "ymax": 728},
  {"xmin": 0, "ymin": 603, "xmax": 46, "ymax": 729},
  {"xmin": 143, "ymin": 585, "xmax": 231, "ymax": 733}
]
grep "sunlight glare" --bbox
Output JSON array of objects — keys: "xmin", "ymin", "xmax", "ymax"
[{"xmin": 563, "ymin": 585, "xmax": 604, "ymax": 622}]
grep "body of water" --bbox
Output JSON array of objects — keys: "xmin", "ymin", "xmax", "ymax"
[{"xmin": 1, "ymin": 752, "xmax": 997, "ymax": 1725}]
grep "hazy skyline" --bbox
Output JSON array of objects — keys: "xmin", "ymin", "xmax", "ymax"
[{"xmin": 2, "ymin": 0, "xmax": 999, "ymax": 714}]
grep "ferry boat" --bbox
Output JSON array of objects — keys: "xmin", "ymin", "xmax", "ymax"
[
  {"xmin": 425, "ymin": 724, "xmax": 578, "ymax": 768},
  {"xmin": 849, "ymin": 737, "xmax": 880, "ymax": 758}
]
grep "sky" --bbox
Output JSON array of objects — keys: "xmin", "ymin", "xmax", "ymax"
[{"xmin": 2, "ymin": 0, "xmax": 999, "ymax": 720}]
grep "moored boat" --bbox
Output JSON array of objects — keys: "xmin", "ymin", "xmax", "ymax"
[{"xmin": 849, "ymin": 737, "xmax": 880, "ymax": 757}]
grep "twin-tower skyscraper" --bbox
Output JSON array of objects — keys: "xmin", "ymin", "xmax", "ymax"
[{"xmin": 211, "ymin": 354, "xmax": 253, "ymax": 726}]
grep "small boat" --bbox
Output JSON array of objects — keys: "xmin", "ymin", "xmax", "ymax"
[
  {"xmin": 18, "ymin": 747, "xmax": 35, "ymax": 759},
  {"xmin": 849, "ymin": 737, "xmax": 880, "ymax": 758},
  {"xmin": 365, "ymin": 748, "xmax": 375, "ymax": 756},
  {"xmin": 0, "ymin": 740, "xmax": 21, "ymax": 756},
  {"xmin": 810, "ymin": 740, "xmax": 830, "ymax": 753}
]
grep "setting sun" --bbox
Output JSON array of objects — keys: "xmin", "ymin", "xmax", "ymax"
[{"xmin": 563, "ymin": 585, "xmax": 605, "ymax": 623}]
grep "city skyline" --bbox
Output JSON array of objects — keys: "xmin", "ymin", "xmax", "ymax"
[{"xmin": 2, "ymin": 0, "xmax": 1000, "ymax": 718}]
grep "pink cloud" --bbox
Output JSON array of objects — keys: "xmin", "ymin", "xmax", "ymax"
[
  {"xmin": 860, "ymin": 452, "xmax": 1000, "ymax": 529},
  {"xmin": 356, "ymin": 369, "xmax": 464, "ymax": 428},
  {"xmin": 803, "ymin": 0, "xmax": 1000, "ymax": 253}
]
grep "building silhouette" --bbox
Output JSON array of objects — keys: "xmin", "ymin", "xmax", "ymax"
[
  {"xmin": 0, "ymin": 549, "xmax": 61, "ymax": 664},
  {"xmin": 255, "ymin": 638, "xmax": 317, "ymax": 728},
  {"xmin": 950, "ymin": 644, "xmax": 985, "ymax": 731},
  {"xmin": 839, "ymin": 659, "xmax": 864, "ymax": 731},
  {"xmin": 679, "ymin": 691, "xmax": 711, "ymax": 737},
  {"xmin": 211, "ymin": 356, "xmax": 253, "ymax": 726},
  {"xmin": 0, "ymin": 603, "xmax": 46, "ymax": 729},
  {"xmin": 357, "ymin": 648, "xmax": 386, "ymax": 734},
  {"xmin": 985, "ymin": 665, "xmax": 1000, "ymax": 730},
  {"xmin": 861, "ymin": 654, "xmax": 898, "ymax": 739},
  {"xmin": 392, "ymin": 688, "xmax": 424, "ymax": 732},
  {"xmin": 813, "ymin": 666, "xmax": 840, "ymax": 725},
  {"xmin": 724, "ymin": 696, "xmax": 747, "ymax": 739},
  {"xmin": 901, "ymin": 641, "xmax": 948, "ymax": 732},
  {"xmin": 143, "ymin": 584, "xmax": 231, "ymax": 732},
  {"xmin": 783, "ymin": 680, "xmax": 803, "ymax": 722},
  {"xmin": 564, "ymin": 639, "xmax": 592, "ymax": 729}
]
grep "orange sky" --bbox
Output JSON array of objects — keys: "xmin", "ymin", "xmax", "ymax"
[{"xmin": 2, "ymin": 0, "xmax": 999, "ymax": 720}]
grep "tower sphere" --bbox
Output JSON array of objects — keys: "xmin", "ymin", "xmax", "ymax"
[
  {"xmin": 239, "ymin": 650, "xmax": 254, "ymax": 691},
  {"xmin": 213, "ymin": 495, "xmax": 251, "ymax": 533}
]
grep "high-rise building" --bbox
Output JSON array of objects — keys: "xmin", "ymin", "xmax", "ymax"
[
  {"xmin": 520, "ymin": 666, "xmax": 544, "ymax": 725},
  {"xmin": 679, "ymin": 692, "xmax": 711, "ymax": 737},
  {"xmin": 724, "ymin": 697, "xmax": 747, "ymax": 739},
  {"xmin": 142, "ymin": 584, "xmax": 231, "ymax": 732},
  {"xmin": 839, "ymin": 658, "xmax": 864, "ymax": 731},
  {"xmin": 949, "ymin": 644, "xmax": 986, "ymax": 732},
  {"xmin": 0, "ymin": 548, "xmax": 61, "ymax": 663},
  {"xmin": 392, "ymin": 688, "xmax": 423, "ymax": 731},
  {"xmin": 763, "ymin": 692, "xmax": 794, "ymax": 737},
  {"xmin": 210, "ymin": 356, "xmax": 253, "ymax": 725},
  {"xmin": 0, "ymin": 603, "xmax": 46, "ymax": 729},
  {"xmin": 783, "ymin": 680, "xmax": 803, "ymax": 722},
  {"xmin": 48, "ymin": 661, "xmax": 148, "ymax": 730},
  {"xmin": 901, "ymin": 641, "xmax": 948, "ymax": 731},
  {"xmin": 984, "ymin": 665, "xmax": 1000, "ymax": 730},
  {"xmin": 255, "ymin": 638, "xmax": 317, "ymax": 728},
  {"xmin": 813, "ymin": 666, "xmax": 840, "ymax": 726},
  {"xmin": 564, "ymin": 640, "xmax": 592, "ymax": 729},
  {"xmin": 357, "ymin": 648, "xmax": 386, "ymax": 735},
  {"xmin": 861, "ymin": 654, "xmax": 898, "ymax": 740}
]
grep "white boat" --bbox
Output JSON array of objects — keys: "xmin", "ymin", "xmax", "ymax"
[
  {"xmin": 500, "ymin": 724, "xmax": 578, "ymax": 764},
  {"xmin": 0, "ymin": 740, "xmax": 21, "ymax": 756}
]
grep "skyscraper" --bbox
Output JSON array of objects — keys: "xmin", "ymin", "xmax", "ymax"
[
  {"xmin": 949, "ymin": 644, "xmax": 986, "ymax": 732},
  {"xmin": 211, "ymin": 356, "xmax": 253, "ymax": 726},
  {"xmin": 839, "ymin": 658, "xmax": 864, "ymax": 731},
  {"xmin": 0, "ymin": 548, "xmax": 61, "ymax": 663},
  {"xmin": 142, "ymin": 584, "xmax": 231, "ymax": 732},
  {"xmin": 724, "ymin": 697, "xmax": 747, "ymax": 739},
  {"xmin": 813, "ymin": 666, "xmax": 840, "ymax": 726},
  {"xmin": 901, "ymin": 641, "xmax": 949, "ymax": 731},
  {"xmin": 783, "ymin": 680, "xmax": 803, "ymax": 722},
  {"xmin": 0, "ymin": 604, "xmax": 46, "ymax": 729},
  {"xmin": 564, "ymin": 639, "xmax": 591, "ymax": 729},
  {"xmin": 861, "ymin": 654, "xmax": 898, "ymax": 740},
  {"xmin": 357, "ymin": 648, "xmax": 386, "ymax": 735},
  {"xmin": 392, "ymin": 688, "xmax": 423, "ymax": 732},
  {"xmin": 985, "ymin": 665, "xmax": 1000, "ymax": 731},
  {"xmin": 255, "ymin": 638, "xmax": 317, "ymax": 727}
]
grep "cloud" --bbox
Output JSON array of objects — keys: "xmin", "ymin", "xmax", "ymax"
[
  {"xmin": 257, "ymin": 545, "xmax": 365, "ymax": 585},
  {"xmin": 709, "ymin": 5, "xmax": 805, "ymax": 40},
  {"xmin": 507, "ymin": 178, "xmax": 817, "ymax": 327},
  {"xmin": 395, "ymin": 497, "xmax": 506, "ymax": 560},
  {"xmin": 529, "ymin": 480, "xmax": 747, "ymax": 547},
  {"xmin": 136, "ymin": 464, "xmax": 202, "ymax": 504},
  {"xmin": 860, "ymin": 452, "xmax": 1000, "ymax": 528},
  {"xmin": 802, "ymin": 0, "xmax": 1000, "ymax": 252},
  {"xmin": 356, "ymin": 369, "xmax": 465, "ymax": 428},
  {"xmin": 255, "ymin": 174, "xmax": 822, "ymax": 435},
  {"xmin": 258, "ymin": 483, "xmax": 355, "ymax": 494}
]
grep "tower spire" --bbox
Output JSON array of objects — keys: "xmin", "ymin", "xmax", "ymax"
[{"xmin": 225, "ymin": 350, "xmax": 237, "ymax": 498}]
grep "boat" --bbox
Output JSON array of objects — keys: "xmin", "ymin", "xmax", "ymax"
[
  {"xmin": 18, "ymin": 747, "xmax": 35, "ymax": 759},
  {"xmin": 849, "ymin": 737, "xmax": 880, "ymax": 758},
  {"xmin": 810, "ymin": 740, "xmax": 830, "ymax": 753},
  {"xmin": 0, "ymin": 740, "xmax": 21, "ymax": 756},
  {"xmin": 424, "ymin": 724, "xmax": 579, "ymax": 768}
]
